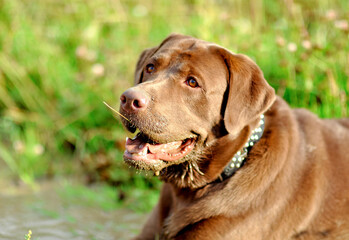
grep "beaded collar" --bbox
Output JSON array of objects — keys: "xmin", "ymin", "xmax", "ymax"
[{"xmin": 219, "ymin": 115, "xmax": 265, "ymax": 181}]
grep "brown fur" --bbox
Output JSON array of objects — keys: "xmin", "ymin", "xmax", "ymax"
[{"xmin": 121, "ymin": 34, "xmax": 349, "ymax": 239}]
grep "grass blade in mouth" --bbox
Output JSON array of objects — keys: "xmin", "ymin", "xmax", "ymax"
[
  {"xmin": 127, "ymin": 128, "xmax": 140, "ymax": 140},
  {"xmin": 103, "ymin": 101, "xmax": 141, "ymax": 139},
  {"xmin": 103, "ymin": 101, "xmax": 130, "ymax": 122}
]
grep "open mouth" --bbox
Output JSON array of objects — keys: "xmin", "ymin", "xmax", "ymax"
[{"xmin": 124, "ymin": 132, "xmax": 196, "ymax": 164}]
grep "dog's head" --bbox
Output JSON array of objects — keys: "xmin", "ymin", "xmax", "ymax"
[{"xmin": 119, "ymin": 34, "xmax": 275, "ymax": 187}]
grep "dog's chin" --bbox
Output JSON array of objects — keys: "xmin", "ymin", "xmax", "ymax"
[
  {"xmin": 123, "ymin": 132, "xmax": 197, "ymax": 172},
  {"xmin": 124, "ymin": 158, "xmax": 166, "ymax": 172}
]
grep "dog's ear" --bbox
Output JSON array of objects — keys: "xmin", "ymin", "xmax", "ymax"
[
  {"xmin": 214, "ymin": 47, "xmax": 276, "ymax": 135},
  {"xmin": 134, "ymin": 47, "xmax": 158, "ymax": 85}
]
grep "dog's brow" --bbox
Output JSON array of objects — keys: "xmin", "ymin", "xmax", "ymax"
[
  {"xmin": 153, "ymin": 50, "xmax": 191, "ymax": 69},
  {"xmin": 178, "ymin": 52, "xmax": 192, "ymax": 59},
  {"xmin": 152, "ymin": 55, "xmax": 165, "ymax": 65},
  {"xmin": 153, "ymin": 50, "xmax": 174, "ymax": 62},
  {"xmin": 175, "ymin": 62, "xmax": 190, "ymax": 73}
]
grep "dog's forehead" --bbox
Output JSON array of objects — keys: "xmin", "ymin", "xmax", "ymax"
[{"xmin": 152, "ymin": 38, "xmax": 221, "ymax": 71}]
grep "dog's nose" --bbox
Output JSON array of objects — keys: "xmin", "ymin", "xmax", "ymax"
[{"xmin": 120, "ymin": 89, "xmax": 149, "ymax": 113}]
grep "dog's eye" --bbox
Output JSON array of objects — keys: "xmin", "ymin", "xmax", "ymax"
[
  {"xmin": 186, "ymin": 77, "xmax": 199, "ymax": 88},
  {"xmin": 145, "ymin": 64, "xmax": 155, "ymax": 73}
]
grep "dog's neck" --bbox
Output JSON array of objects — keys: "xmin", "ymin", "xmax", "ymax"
[{"xmin": 219, "ymin": 115, "xmax": 265, "ymax": 181}]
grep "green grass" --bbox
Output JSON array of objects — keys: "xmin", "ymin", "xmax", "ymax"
[{"xmin": 0, "ymin": 0, "xmax": 348, "ymax": 210}]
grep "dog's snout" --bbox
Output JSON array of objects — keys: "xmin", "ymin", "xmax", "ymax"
[{"xmin": 120, "ymin": 89, "xmax": 149, "ymax": 113}]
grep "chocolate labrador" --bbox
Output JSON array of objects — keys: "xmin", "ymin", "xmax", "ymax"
[{"xmin": 119, "ymin": 34, "xmax": 349, "ymax": 239}]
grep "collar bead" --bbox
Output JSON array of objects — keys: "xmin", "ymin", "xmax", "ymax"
[{"xmin": 221, "ymin": 115, "xmax": 265, "ymax": 180}]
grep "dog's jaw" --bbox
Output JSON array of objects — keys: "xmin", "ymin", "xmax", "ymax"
[{"xmin": 123, "ymin": 133, "xmax": 197, "ymax": 172}]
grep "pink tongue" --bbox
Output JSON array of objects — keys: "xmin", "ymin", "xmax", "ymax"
[
  {"xmin": 125, "ymin": 135, "xmax": 182, "ymax": 155},
  {"xmin": 148, "ymin": 141, "xmax": 182, "ymax": 154}
]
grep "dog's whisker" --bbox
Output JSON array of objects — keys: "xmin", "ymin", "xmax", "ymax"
[
  {"xmin": 103, "ymin": 101, "xmax": 130, "ymax": 122},
  {"xmin": 189, "ymin": 162, "xmax": 194, "ymax": 182},
  {"xmin": 181, "ymin": 170, "xmax": 186, "ymax": 184},
  {"xmin": 181, "ymin": 163, "xmax": 190, "ymax": 184},
  {"xmin": 192, "ymin": 161, "xmax": 204, "ymax": 176}
]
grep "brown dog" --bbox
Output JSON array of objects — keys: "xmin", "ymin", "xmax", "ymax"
[{"xmin": 119, "ymin": 34, "xmax": 349, "ymax": 240}]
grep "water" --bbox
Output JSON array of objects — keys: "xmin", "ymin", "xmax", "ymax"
[{"xmin": 0, "ymin": 180, "xmax": 148, "ymax": 240}]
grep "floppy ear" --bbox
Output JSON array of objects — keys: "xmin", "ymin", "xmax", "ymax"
[
  {"xmin": 134, "ymin": 47, "xmax": 158, "ymax": 85},
  {"xmin": 216, "ymin": 47, "xmax": 276, "ymax": 135}
]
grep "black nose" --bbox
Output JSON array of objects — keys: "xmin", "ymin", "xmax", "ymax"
[{"xmin": 120, "ymin": 89, "xmax": 149, "ymax": 113}]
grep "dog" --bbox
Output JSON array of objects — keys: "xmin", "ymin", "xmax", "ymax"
[{"xmin": 119, "ymin": 34, "xmax": 349, "ymax": 239}]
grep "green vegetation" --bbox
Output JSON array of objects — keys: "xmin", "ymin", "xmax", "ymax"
[
  {"xmin": 0, "ymin": 0, "xmax": 348, "ymax": 211},
  {"xmin": 24, "ymin": 230, "xmax": 32, "ymax": 240}
]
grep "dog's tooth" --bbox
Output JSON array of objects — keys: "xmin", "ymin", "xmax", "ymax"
[{"xmin": 141, "ymin": 146, "xmax": 148, "ymax": 156}]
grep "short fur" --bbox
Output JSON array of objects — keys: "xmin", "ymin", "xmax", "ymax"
[{"xmin": 120, "ymin": 34, "xmax": 349, "ymax": 240}]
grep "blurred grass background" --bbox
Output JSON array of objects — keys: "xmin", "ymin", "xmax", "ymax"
[{"xmin": 0, "ymin": 0, "xmax": 348, "ymax": 211}]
